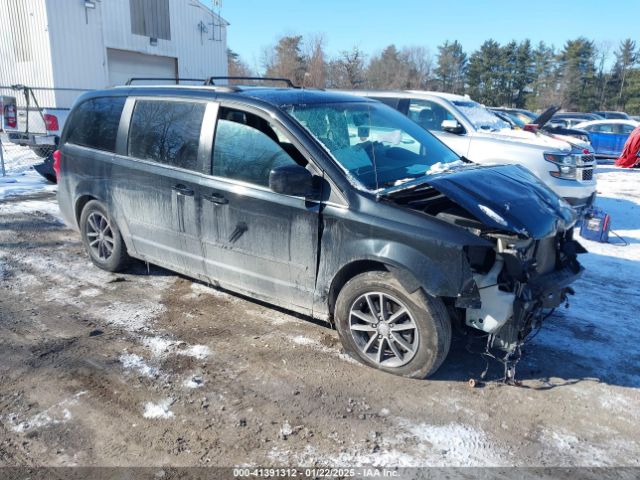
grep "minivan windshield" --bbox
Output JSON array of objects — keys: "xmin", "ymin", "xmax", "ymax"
[
  {"xmin": 452, "ymin": 100, "xmax": 510, "ymax": 131},
  {"xmin": 287, "ymin": 102, "xmax": 460, "ymax": 190}
]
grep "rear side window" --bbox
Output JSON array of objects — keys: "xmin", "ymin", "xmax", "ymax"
[
  {"xmin": 128, "ymin": 100, "xmax": 205, "ymax": 171},
  {"xmin": 65, "ymin": 97, "xmax": 125, "ymax": 152}
]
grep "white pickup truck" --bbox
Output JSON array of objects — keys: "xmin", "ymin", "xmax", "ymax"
[
  {"xmin": 347, "ymin": 90, "xmax": 597, "ymax": 213},
  {"xmin": 10, "ymin": 106, "xmax": 69, "ymax": 157}
]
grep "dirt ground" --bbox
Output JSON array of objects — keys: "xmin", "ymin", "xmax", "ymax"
[{"xmin": 1, "ymin": 190, "xmax": 639, "ymax": 470}]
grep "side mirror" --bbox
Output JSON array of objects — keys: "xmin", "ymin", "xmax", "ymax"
[
  {"xmin": 441, "ymin": 119, "xmax": 464, "ymax": 134},
  {"xmin": 269, "ymin": 164, "xmax": 315, "ymax": 197}
]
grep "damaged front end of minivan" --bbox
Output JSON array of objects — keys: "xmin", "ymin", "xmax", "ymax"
[{"xmin": 382, "ymin": 163, "xmax": 585, "ymax": 378}]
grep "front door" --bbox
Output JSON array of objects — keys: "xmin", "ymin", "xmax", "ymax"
[{"xmin": 199, "ymin": 106, "xmax": 320, "ymax": 311}]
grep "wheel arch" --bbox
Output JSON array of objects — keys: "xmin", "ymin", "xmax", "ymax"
[
  {"xmin": 74, "ymin": 195, "xmax": 136, "ymax": 256},
  {"xmin": 327, "ymin": 259, "xmax": 424, "ymax": 317},
  {"xmin": 75, "ymin": 195, "xmax": 97, "ymax": 227}
]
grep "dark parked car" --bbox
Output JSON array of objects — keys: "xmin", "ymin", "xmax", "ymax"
[
  {"xmin": 55, "ymin": 84, "xmax": 585, "ymax": 379},
  {"xmin": 593, "ymin": 111, "xmax": 630, "ymax": 120}
]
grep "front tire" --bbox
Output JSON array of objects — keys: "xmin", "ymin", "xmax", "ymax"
[
  {"xmin": 80, "ymin": 200, "xmax": 130, "ymax": 272},
  {"xmin": 335, "ymin": 271, "xmax": 451, "ymax": 378}
]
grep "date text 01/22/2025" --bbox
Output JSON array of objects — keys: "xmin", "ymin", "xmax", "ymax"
[{"xmin": 232, "ymin": 467, "xmax": 399, "ymax": 477}]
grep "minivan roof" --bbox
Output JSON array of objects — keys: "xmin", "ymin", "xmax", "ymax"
[{"xmin": 98, "ymin": 85, "xmax": 373, "ymax": 109}]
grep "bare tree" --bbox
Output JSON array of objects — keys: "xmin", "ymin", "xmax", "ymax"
[
  {"xmin": 595, "ymin": 41, "xmax": 612, "ymax": 109},
  {"xmin": 304, "ymin": 34, "xmax": 327, "ymax": 88},
  {"xmin": 403, "ymin": 46, "xmax": 434, "ymax": 89},
  {"xmin": 615, "ymin": 39, "xmax": 638, "ymax": 109},
  {"xmin": 327, "ymin": 47, "xmax": 366, "ymax": 89}
]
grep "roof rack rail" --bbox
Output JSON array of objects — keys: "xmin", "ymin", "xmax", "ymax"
[
  {"xmin": 204, "ymin": 76, "xmax": 298, "ymax": 88},
  {"xmin": 125, "ymin": 78, "xmax": 206, "ymax": 86}
]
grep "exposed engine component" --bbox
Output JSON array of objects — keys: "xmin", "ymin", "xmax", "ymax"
[{"xmin": 465, "ymin": 255, "xmax": 515, "ymax": 333}]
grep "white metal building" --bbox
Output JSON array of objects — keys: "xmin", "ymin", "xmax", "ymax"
[{"xmin": 0, "ymin": 0, "xmax": 229, "ymax": 108}]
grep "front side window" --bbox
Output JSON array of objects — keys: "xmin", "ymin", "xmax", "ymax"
[
  {"xmin": 128, "ymin": 100, "xmax": 205, "ymax": 171},
  {"xmin": 212, "ymin": 108, "xmax": 300, "ymax": 187},
  {"xmin": 66, "ymin": 97, "xmax": 126, "ymax": 152},
  {"xmin": 408, "ymin": 99, "xmax": 456, "ymax": 132},
  {"xmin": 287, "ymin": 101, "xmax": 460, "ymax": 190}
]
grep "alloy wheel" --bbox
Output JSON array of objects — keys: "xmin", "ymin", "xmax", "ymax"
[
  {"xmin": 86, "ymin": 212, "xmax": 115, "ymax": 261},
  {"xmin": 348, "ymin": 292, "xmax": 419, "ymax": 368}
]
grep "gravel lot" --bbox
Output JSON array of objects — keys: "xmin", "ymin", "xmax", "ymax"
[{"xmin": 1, "ymin": 168, "xmax": 639, "ymax": 469}]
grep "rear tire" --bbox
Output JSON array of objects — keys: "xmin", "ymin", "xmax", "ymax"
[
  {"xmin": 80, "ymin": 200, "xmax": 130, "ymax": 272},
  {"xmin": 334, "ymin": 271, "xmax": 451, "ymax": 378}
]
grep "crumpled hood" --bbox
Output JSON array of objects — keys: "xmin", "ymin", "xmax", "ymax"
[{"xmin": 385, "ymin": 164, "xmax": 577, "ymax": 239}]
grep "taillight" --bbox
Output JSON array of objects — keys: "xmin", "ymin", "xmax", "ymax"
[
  {"xmin": 5, "ymin": 105, "xmax": 17, "ymax": 128},
  {"xmin": 53, "ymin": 149, "xmax": 61, "ymax": 179},
  {"xmin": 44, "ymin": 113, "xmax": 59, "ymax": 132}
]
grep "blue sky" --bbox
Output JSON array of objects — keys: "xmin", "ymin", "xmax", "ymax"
[{"xmin": 219, "ymin": 0, "xmax": 638, "ymax": 71}]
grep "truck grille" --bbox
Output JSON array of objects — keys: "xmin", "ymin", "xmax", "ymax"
[{"xmin": 579, "ymin": 154, "xmax": 595, "ymax": 181}]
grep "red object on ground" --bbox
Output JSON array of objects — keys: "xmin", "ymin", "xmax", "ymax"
[
  {"xmin": 615, "ymin": 125, "xmax": 640, "ymax": 168},
  {"xmin": 52, "ymin": 149, "xmax": 61, "ymax": 179}
]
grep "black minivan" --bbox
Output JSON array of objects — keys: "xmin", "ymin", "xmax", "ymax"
[{"xmin": 56, "ymin": 83, "xmax": 584, "ymax": 379}]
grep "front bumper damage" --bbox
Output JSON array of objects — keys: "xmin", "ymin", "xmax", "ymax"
[{"xmin": 457, "ymin": 233, "xmax": 585, "ymax": 353}]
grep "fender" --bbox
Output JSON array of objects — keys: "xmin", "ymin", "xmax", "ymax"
[{"xmin": 315, "ymin": 236, "xmax": 479, "ymax": 318}]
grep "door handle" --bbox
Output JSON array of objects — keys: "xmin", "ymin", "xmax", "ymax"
[
  {"xmin": 203, "ymin": 192, "xmax": 228, "ymax": 205},
  {"xmin": 172, "ymin": 184, "xmax": 194, "ymax": 196}
]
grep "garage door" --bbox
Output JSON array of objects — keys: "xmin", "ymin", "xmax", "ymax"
[{"xmin": 107, "ymin": 48, "xmax": 177, "ymax": 86}]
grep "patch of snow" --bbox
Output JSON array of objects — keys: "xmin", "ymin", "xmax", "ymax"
[
  {"xmin": 269, "ymin": 420, "xmax": 507, "ymax": 466},
  {"xmin": 78, "ymin": 288, "xmax": 102, "ymax": 298},
  {"xmin": 0, "ymin": 197, "xmax": 61, "ymax": 220},
  {"xmin": 119, "ymin": 353, "xmax": 160, "ymax": 379},
  {"xmin": 7, "ymin": 391, "xmax": 86, "ymax": 433},
  {"xmin": 142, "ymin": 336, "xmax": 211, "ymax": 359},
  {"xmin": 183, "ymin": 376, "xmax": 204, "ymax": 389},
  {"xmin": 531, "ymin": 167, "xmax": 640, "ymax": 383},
  {"xmin": 96, "ymin": 301, "xmax": 166, "ymax": 333},
  {"xmin": 291, "ymin": 335, "xmax": 316, "ymax": 346},
  {"xmin": 180, "ymin": 344, "xmax": 210, "ymax": 359},
  {"xmin": 0, "ymin": 140, "xmax": 40, "ymax": 175},
  {"xmin": 289, "ymin": 335, "xmax": 361, "ymax": 365},
  {"xmin": 143, "ymin": 399, "xmax": 174, "ymax": 419}
]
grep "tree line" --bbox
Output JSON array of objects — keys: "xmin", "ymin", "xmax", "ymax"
[{"xmin": 228, "ymin": 36, "xmax": 640, "ymax": 114}]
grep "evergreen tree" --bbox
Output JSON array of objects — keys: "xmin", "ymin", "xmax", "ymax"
[
  {"xmin": 264, "ymin": 35, "xmax": 307, "ymax": 86},
  {"xmin": 227, "ymin": 49, "xmax": 253, "ymax": 80},
  {"xmin": 366, "ymin": 45, "xmax": 410, "ymax": 89},
  {"xmin": 435, "ymin": 40, "xmax": 467, "ymax": 93},
  {"xmin": 557, "ymin": 38, "xmax": 598, "ymax": 111}
]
